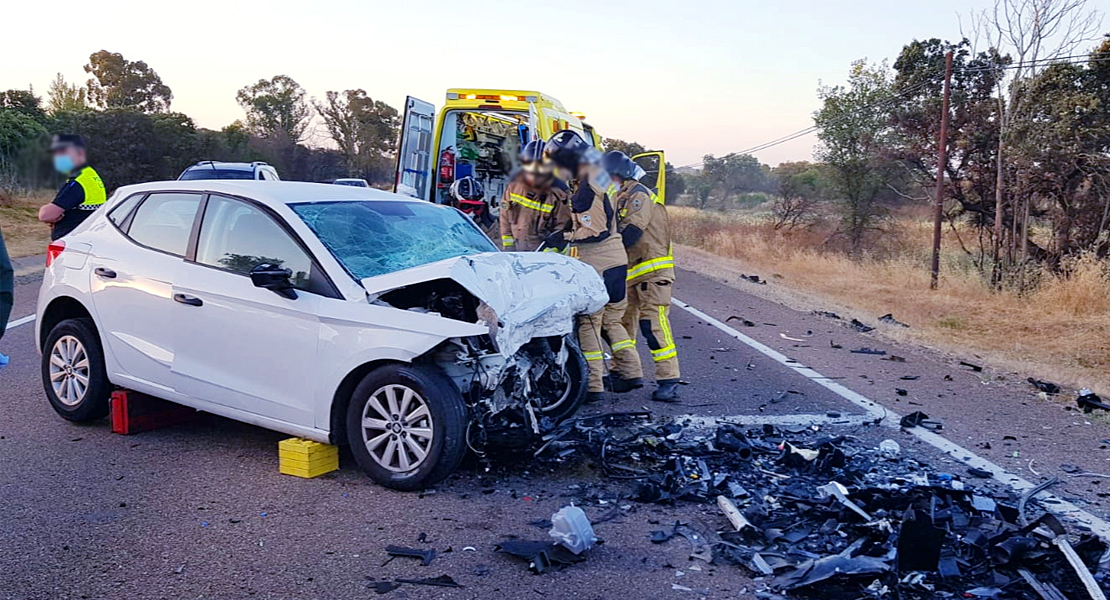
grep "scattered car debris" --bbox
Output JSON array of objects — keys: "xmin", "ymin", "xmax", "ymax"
[
  {"xmin": 1028, "ymin": 378, "xmax": 1061, "ymax": 395},
  {"xmin": 900, "ymin": 411, "xmax": 942, "ymax": 430},
  {"xmin": 895, "ymin": 388, "xmax": 908, "ymax": 396},
  {"xmin": 829, "ymin": 340, "xmax": 843, "ymax": 349},
  {"xmin": 548, "ymin": 505, "xmax": 596, "ymax": 554},
  {"xmin": 741, "ymin": 274, "xmax": 766, "ymax": 285},
  {"xmin": 1078, "ymin": 390, "xmax": 1110, "ymax": 413},
  {"xmin": 900, "ymin": 375, "xmax": 920, "ymax": 381},
  {"xmin": 850, "ymin": 347, "xmax": 886, "ymax": 356},
  {"xmin": 850, "ymin": 319, "xmax": 874, "ymax": 333},
  {"xmin": 813, "ymin": 311, "xmax": 842, "ymax": 320},
  {"xmin": 726, "ymin": 315, "xmax": 756, "ymax": 327},
  {"xmin": 385, "ymin": 545, "xmax": 436, "ymax": 566},
  {"xmin": 394, "ymin": 575, "xmax": 461, "ymax": 588},
  {"xmin": 529, "ymin": 412, "xmax": 1107, "ymax": 599},
  {"xmin": 372, "ymin": 581, "xmax": 402, "ymax": 594},
  {"xmin": 878, "ymin": 313, "xmax": 909, "ymax": 328},
  {"xmin": 960, "ymin": 361, "xmax": 983, "ymax": 372},
  {"xmin": 779, "ymin": 333, "xmax": 807, "ymax": 342},
  {"xmin": 495, "ymin": 539, "xmax": 587, "ymax": 574},
  {"xmin": 883, "ymin": 354, "xmax": 906, "ymax": 362}
]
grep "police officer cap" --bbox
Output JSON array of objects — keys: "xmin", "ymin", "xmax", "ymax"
[{"xmin": 49, "ymin": 134, "xmax": 86, "ymax": 151}]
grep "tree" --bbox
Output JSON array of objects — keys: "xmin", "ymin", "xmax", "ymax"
[
  {"xmin": 0, "ymin": 89, "xmax": 46, "ymax": 123},
  {"xmin": 603, "ymin": 138, "xmax": 647, "ymax": 156},
  {"xmin": 891, "ymin": 38, "xmax": 1008, "ymax": 265},
  {"xmin": 967, "ymin": 0, "xmax": 1104, "ymax": 264},
  {"xmin": 314, "ymin": 90, "xmax": 400, "ymax": 181},
  {"xmin": 771, "ymin": 161, "xmax": 828, "ymax": 230},
  {"xmin": 0, "ymin": 110, "xmax": 48, "ymax": 189},
  {"xmin": 84, "ymin": 50, "xmax": 173, "ymax": 113},
  {"xmin": 236, "ymin": 75, "xmax": 312, "ymax": 143},
  {"xmin": 815, "ymin": 60, "xmax": 899, "ymax": 255},
  {"xmin": 702, "ymin": 153, "xmax": 771, "ymax": 204},
  {"xmin": 46, "ymin": 73, "xmax": 87, "ymax": 114}
]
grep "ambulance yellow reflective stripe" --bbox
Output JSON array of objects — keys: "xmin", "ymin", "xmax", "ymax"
[
  {"xmin": 509, "ymin": 193, "xmax": 553, "ymax": 214},
  {"xmin": 653, "ymin": 306, "xmax": 677, "ymax": 361},
  {"xmin": 610, "ymin": 339, "xmax": 636, "ymax": 352},
  {"xmin": 583, "ymin": 350, "xmax": 604, "ymax": 361},
  {"xmin": 626, "ymin": 255, "xmax": 675, "ymax": 280}
]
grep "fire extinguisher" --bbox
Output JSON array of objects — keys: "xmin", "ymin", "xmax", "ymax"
[{"xmin": 438, "ymin": 147, "xmax": 455, "ymax": 188}]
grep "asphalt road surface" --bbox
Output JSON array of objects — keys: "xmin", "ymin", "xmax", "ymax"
[{"xmin": 2, "ymin": 262, "xmax": 1109, "ymax": 600}]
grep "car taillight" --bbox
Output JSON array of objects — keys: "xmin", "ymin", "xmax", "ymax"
[{"xmin": 46, "ymin": 240, "xmax": 65, "ymax": 267}]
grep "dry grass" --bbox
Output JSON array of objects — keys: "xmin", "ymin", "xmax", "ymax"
[
  {"xmin": 670, "ymin": 206, "xmax": 1110, "ymax": 395},
  {"xmin": 0, "ymin": 189, "xmax": 53, "ymax": 259}
]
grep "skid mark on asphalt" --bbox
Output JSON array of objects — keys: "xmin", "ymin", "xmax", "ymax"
[
  {"xmin": 674, "ymin": 296, "xmax": 1110, "ymax": 540},
  {"xmin": 5, "ymin": 314, "xmax": 35, "ymax": 331}
]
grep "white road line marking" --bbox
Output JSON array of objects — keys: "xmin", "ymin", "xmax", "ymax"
[
  {"xmin": 673, "ymin": 296, "xmax": 1110, "ymax": 540},
  {"xmin": 678, "ymin": 413, "xmax": 877, "ymax": 429},
  {"xmin": 5, "ymin": 314, "xmax": 35, "ymax": 331}
]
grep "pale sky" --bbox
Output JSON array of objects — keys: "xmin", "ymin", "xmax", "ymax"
[{"xmin": 4, "ymin": 0, "xmax": 995, "ymax": 166}]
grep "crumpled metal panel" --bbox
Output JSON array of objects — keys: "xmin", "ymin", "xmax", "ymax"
[{"xmin": 363, "ymin": 252, "xmax": 607, "ymax": 357}]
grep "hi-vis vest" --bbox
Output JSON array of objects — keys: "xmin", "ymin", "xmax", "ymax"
[{"xmin": 74, "ymin": 166, "xmax": 107, "ymax": 210}]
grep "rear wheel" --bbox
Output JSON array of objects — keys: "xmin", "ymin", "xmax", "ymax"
[
  {"xmin": 41, "ymin": 318, "xmax": 111, "ymax": 422},
  {"xmin": 346, "ymin": 364, "xmax": 467, "ymax": 491}
]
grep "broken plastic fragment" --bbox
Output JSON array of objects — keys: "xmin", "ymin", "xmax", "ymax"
[
  {"xmin": 385, "ymin": 545, "xmax": 436, "ymax": 566},
  {"xmin": 717, "ymin": 496, "xmax": 752, "ymax": 532},
  {"xmin": 816, "ymin": 482, "xmax": 872, "ymax": 521},
  {"xmin": 548, "ymin": 505, "xmax": 596, "ymax": 555}
]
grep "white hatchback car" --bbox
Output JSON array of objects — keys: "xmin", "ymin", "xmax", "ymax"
[{"xmin": 37, "ymin": 181, "xmax": 606, "ymax": 489}]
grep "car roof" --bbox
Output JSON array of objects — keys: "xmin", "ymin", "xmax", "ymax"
[
  {"xmin": 184, "ymin": 161, "xmax": 268, "ymax": 170},
  {"xmin": 112, "ymin": 180, "xmax": 410, "ymax": 207}
]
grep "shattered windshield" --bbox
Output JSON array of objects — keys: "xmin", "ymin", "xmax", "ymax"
[{"xmin": 291, "ymin": 200, "xmax": 497, "ymax": 280}]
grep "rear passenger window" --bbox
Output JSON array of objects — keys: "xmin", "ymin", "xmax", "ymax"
[
  {"xmin": 125, "ymin": 193, "xmax": 202, "ymax": 257},
  {"xmin": 108, "ymin": 193, "xmax": 144, "ymax": 228}
]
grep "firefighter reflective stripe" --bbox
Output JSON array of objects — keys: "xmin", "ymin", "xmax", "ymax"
[
  {"xmin": 610, "ymin": 339, "xmax": 636, "ymax": 352},
  {"xmin": 509, "ymin": 193, "xmax": 554, "ymax": 214},
  {"xmin": 75, "ymin": 166, "xmax": 106, "ymax": 210},
  {"xmin": 583, "ymin": 350, "xmax": 604, "ymax": 361},
  {"xmin": 652, "ymin": 305, "xmax": 677, "ymax": 361},
  {"xmin": 501, "ymin": 235, "xmax": 515, "ymax": 247},
  {"xmin": 651, "ymin": 191, "xmax": 663, "ymax": 205},
  {"xmin": 627, "ymin": 255, "xmax": 675, "ymax": 280}
]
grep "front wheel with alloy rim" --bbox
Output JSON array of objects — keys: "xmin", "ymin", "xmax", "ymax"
[
  {"xmin": 346, "ymin": 364, "xmax": 467, "ymax": 491},
  {"xmin": 41, "ymin": 318, "xmax": 111, "ymax": 422}
]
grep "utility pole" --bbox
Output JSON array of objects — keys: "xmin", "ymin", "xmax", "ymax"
[{"xmin": 930, "ymin": 51, "xmax": 954, "ymax": 290}]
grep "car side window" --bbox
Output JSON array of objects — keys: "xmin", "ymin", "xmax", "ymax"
[
  {"xmin": 108, "ymin": 193, "xmax": 144, "ymax": 229},
  {"xmin": 125, "ymin": 193, "xmax": 203, "ymax": 256},
  {"xmin": 195, "ymin": 195, "xmax": 316, "ymax": 292}
]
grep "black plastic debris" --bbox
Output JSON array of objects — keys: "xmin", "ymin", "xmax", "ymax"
[
  {"xmin": 900, "ymin": 411, "xmax": 942, "ymax": 430},
  {"xmin": 895, "ymin": 388, "xmax": 908, "ymax": 396},
  {"xmin": 1028, "ymin": 378, "xmax": 1061, "ymax": 395},
  {"xmin": 883, "ymin": 354, "xmax": 906, "ymax": 362},
  {"xmin": 372, "ymin": 581, "xmax": 402, "ymax": 594},
  {"xmin": 968, "ymin": 467, "xmax": 993, "ymax": 478},
  {"xmin": 741, "ymin": 274, "xmax": 766, "ymax": 284},
  {"xmin": 495, "ymin": 540, "xmax": 586, "ymax": 574},
  {"xmin": 813, "ymin": 311, "xmax": 842, "ymax": 320},
  {"xmin": 850, "ymin": 319, "xmax": 874, "ymax": 333},
  {"xmin": 960, "ymin": 361, "xmax": 983, "ymax": 372},
  {"xmin": 1078, "ymin": 390, "xmax": 1110, "ymax": 413},
  {"xmin": 850, "ymin": 347, "xmax": 886, "ymax": 356},
  {"xmin": 726, "ymin": 315, "xmax": 756, "ymax": 327},
  {"xmin": 394, "ymin": 575, "xmax": 461, "ymax": 588},
  {"xmin": 900, "ymin": 375, "xmax": 920, "ymax": 381},
  {"xmin": 897, "ymin": 509, "xmax": 944, "ymax": 571},
  {"xmin": 385, "ymin": 545, "xmax": 436, "ymax": 566},
  {"xmin": 879, "ymin": 313, "xmax": 909, "ymax": 328}
]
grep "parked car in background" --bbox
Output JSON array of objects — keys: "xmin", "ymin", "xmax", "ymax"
[
  {"xmin": 332, "ymin": 178, "xmax": 369, "ymax": 188},
  {"xmin": 178, "ymin": 161, "xmax": 280, "ymax": 181},
  {"xmin": 36, "ymin": 181, "xmax": 606, "ymax": 490}
]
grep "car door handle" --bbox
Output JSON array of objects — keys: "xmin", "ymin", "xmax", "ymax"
[
  {"xmin": 94, "ymin": 267, "xmax": 116, "ymax": 279},
  {"xmin": 173, "ymin": 294, "xmax": 203, "ymax": 307}
]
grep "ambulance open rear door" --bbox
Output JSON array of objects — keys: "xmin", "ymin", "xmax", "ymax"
[
  {"xmin": 394, "ymin": 97, "xmax": 436, "ymax": 201},
  {"xmin": 632, "ymin": 151, "xmax": 666, "ymax": 204}
]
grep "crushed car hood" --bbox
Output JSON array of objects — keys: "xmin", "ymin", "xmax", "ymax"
[{"xmin": 362, "ymin": 252, "xmax": 608, "ymax": 356}]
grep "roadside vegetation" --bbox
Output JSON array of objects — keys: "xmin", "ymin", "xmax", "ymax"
[{"xmin": 0, "ymin": 189, "xmax": 51, "ymax": 258}]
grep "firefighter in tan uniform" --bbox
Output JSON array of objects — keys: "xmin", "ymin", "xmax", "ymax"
[
  {"xmin": 449, "ymin": 177, "xmax": 499, "ymax": 242},
  {"xmin": 605, "ymin": 152, "xmax": 681, "ymax": 402},
  {"xmin": 542, "ymin": 132, "xmax": 643, "ymax": 402},
  {"xmin": 499, "ymin": 140, "xmax": 571, "ymax": 252}
]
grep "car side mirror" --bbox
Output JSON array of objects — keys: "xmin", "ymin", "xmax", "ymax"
[{"xmin": 250, "ymin": 263, "xmax": 297, "ymax": 299}]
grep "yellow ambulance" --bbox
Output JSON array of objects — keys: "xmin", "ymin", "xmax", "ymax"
[{"xmin": 393, "ymin": 88, "xmax": 666, "ymax": 206}]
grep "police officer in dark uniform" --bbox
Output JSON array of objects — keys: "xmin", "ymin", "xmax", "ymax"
[{"xmin": 38, "ymin": 134, "xmax": 106, "ymax": 240}]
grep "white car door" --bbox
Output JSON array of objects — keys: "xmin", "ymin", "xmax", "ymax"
[
  {"xmin": 170, "ymin": 194, "xmax": 324, "ymax": 427},
  {"xmin": 88, "ymin": 191, "xmax": 202, "ymax": 388},
  {"xmin": 393, "ymin": 96, "xmax": 435, "ymax": 201}
]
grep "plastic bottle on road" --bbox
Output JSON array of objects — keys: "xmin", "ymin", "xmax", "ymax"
[
  {"xmin": 879, "ymin": 439, "xmax": 900, "ymax": 459},
  {"xmin": 549, "ymin": 505, "xmax": 596, "ymax": 555}
]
